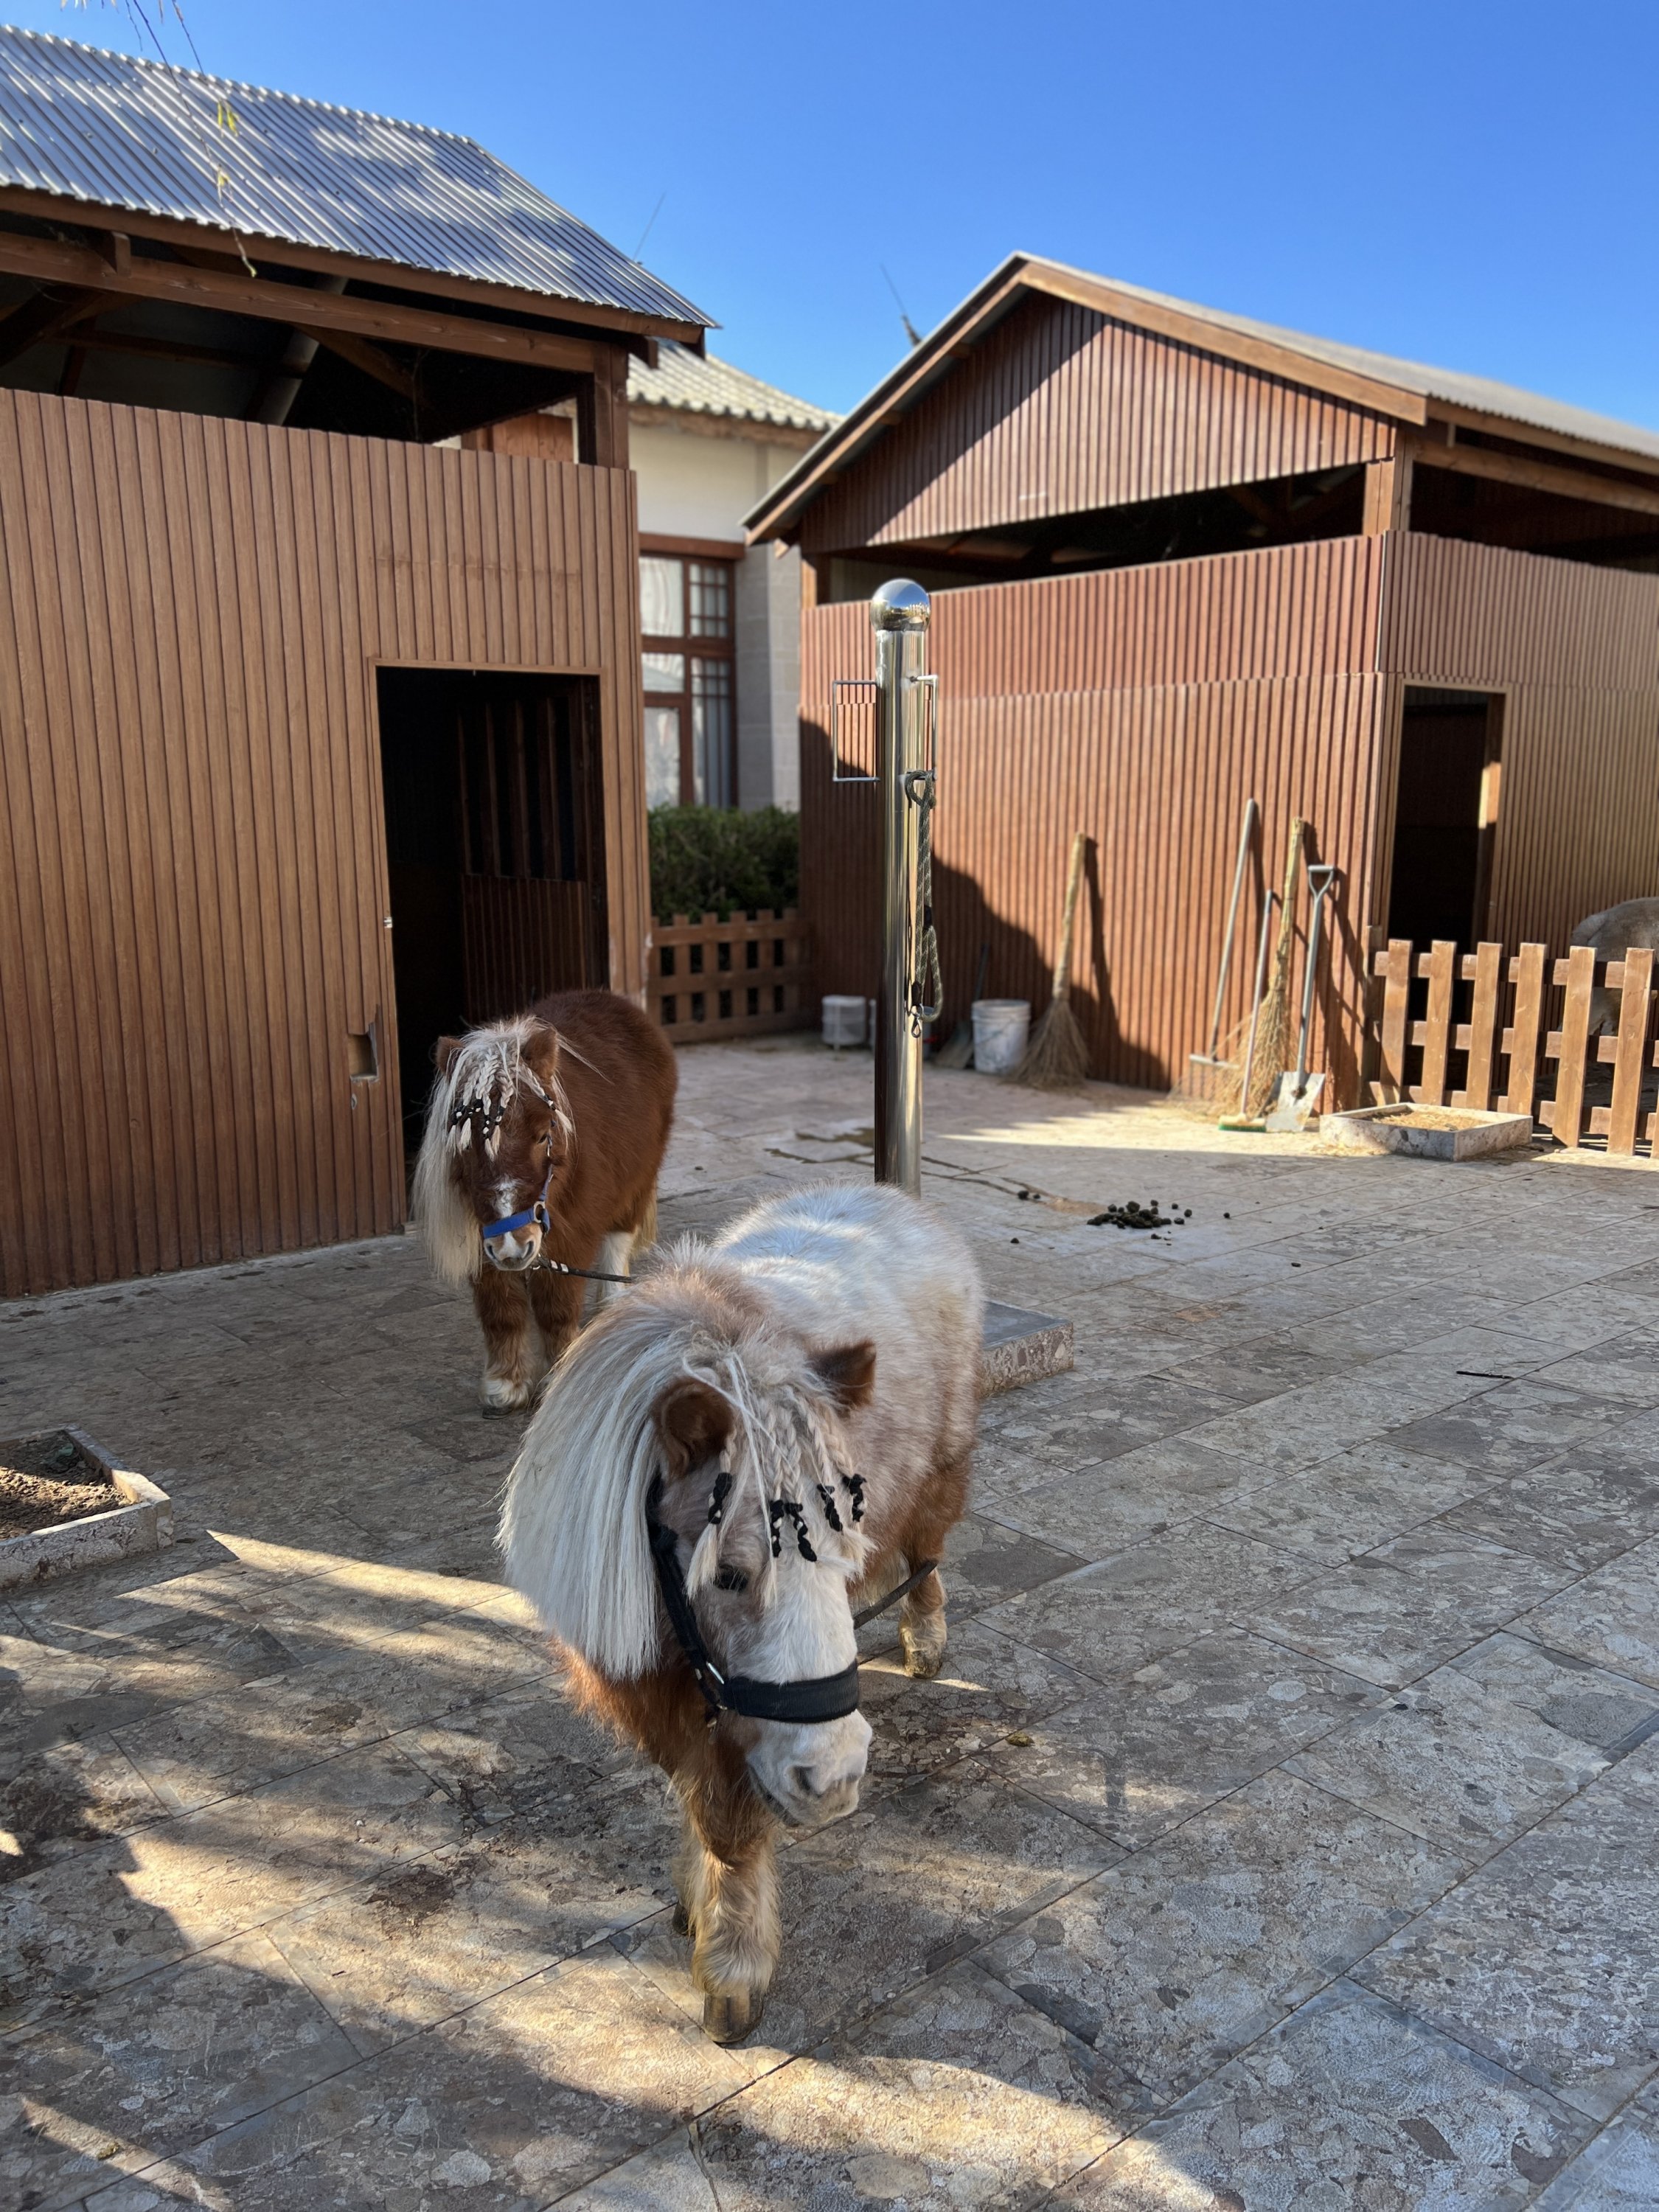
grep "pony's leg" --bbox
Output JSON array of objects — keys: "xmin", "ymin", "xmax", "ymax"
[
  {"xmin": 897, "ymin": 1452, "xmax": 973, "ymax": 1679},
  {"xmin": 592, "ymin": 1231, "xmax": 633, "ymax": 1306},
  {"xmin": 675, "ymin": 1759, "xmax": 779, "ymax": 2043},
  {"xmin": 473, "ymin": 1268, "xmax": 543, "ymax": 1413},
  {"xmin": 526, "ymin": 1267, "xmax": 584, "ymax": 1371},
  {"xmin": 678, "ymin": 1819, "xmax": 779, "ymax": 2044}
]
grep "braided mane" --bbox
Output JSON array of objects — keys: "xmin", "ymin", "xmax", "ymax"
[
  {"xmin": 499, "ymin": 1250, "xmax": 869, "ymax": 1678},
  {"xmin": 410, "ymin": 1016, "xmax": 574, "ymax": 1285}
]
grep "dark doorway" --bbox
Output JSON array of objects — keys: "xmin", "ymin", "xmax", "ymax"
[
  {"xmin": 1386, "ymin": 686, "xmax": 1503, "ymax": 950},
  {"xmin": 378, "ymin": 667, "xmax": 606, "ymax": 1167}
]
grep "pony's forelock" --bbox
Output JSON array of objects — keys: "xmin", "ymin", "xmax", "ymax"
[
  {"xmin": 409, "ymin": 1017, "xmax": 574, "ymax": 1287},
  {"xmin": 498, "ymin": 1276, "xmax": 869, "ymax": 1680}
]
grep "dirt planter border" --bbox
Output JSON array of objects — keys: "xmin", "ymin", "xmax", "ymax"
[{"xmin": 0, "ymin": 1426, "xmax": 173, "ymax": 1592}]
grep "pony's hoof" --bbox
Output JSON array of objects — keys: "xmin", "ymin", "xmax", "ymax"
[
  {"xmin": 672, "ymin": 1899, "xmax": 692, "ymax": 1938},
  {"xmin": 480, "ymin": 1377, "xmax": 531, "ymax": 1415},
  {"xmin": 901, "ymin": 1618, "xmax": 947, "ymax": 1679},
  {"xmin": 702, "ymin": 1989, "xmax": 764, "ymax": 2045}
]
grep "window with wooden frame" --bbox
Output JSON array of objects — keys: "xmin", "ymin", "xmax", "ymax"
[{"xmin": 639, "ymin": 552, "xmax": 736, "ymax": 808}]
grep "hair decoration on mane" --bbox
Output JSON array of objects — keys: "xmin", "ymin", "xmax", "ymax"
[
  {"xmin": 815, "ymin": 1481, "xmax": 844, "ymax": 1533},
  {"xmin": 840, "ymin": 1471, "xmax": 866, "ymax": 1523}
]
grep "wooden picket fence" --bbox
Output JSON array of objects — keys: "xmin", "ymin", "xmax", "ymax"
[
  {"xmin": 1369, "ymin": 939, "xmax": 1658, "ymax": 1155},
  {"xmin": 647, "ymin": 909, "xmax": 814, "ymax": 1046}
]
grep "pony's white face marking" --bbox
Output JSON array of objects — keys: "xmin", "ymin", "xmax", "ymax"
[
  {"xmin": 733, "ymin": 1547, "xmax": 872, "ymax": 1825},
  {"xmin": 484, "ymin": 1177, "xmax": 543, "ymax": 1273}
]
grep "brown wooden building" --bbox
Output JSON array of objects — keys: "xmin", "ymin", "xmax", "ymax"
[
  {"xmin": 0, "ymin": 27, "xmax": 709, "ymax": 1297},
  {"xmin": 747, "ymin": 255, "xmax": 1659, "ymax": 1105}
]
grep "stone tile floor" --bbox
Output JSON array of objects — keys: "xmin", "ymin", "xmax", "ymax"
[{"xmin": 4, "ymin": 1040, "xmax": 1659, "ymax": 2208}]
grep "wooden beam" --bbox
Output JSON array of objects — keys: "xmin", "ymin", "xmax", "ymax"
[
  {"xmin": 0, "ymin": 285, "xmax": 103, "ymax": 372},
  {"xmin": 1426, "ymin": 398, "xmax": 1659, "ymax": 484},
  {"xmin": 0, "ymin": 182, "xmax": 709, "ymax": 347},
  {"xmin": 94, "ymin": 231, "xmax": 132, "ymax": 276},
  {"xmin": 293, "ymin": 323, "xmax": 417, "ymax": 400},
  {"xmin": 0, "ymin": 225, "xmax": 607, "ymax": 375},
  {"xmin": 1405, "ymin": 434, "xmax": 1659, "ymax": 518},
  {"xmin": 1362, "ymin": 453, "xmax": 1413, "ymax": 533}
]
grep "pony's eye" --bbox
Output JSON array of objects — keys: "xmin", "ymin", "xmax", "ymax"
[{"xmin": 713, "ymin": 1568, "xmax": 749, "ymax": 1594}]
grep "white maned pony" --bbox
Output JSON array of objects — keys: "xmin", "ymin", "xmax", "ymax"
[{"xmin": 500, "ymin": 1181, "xmax": 984, "ymax": 2042}]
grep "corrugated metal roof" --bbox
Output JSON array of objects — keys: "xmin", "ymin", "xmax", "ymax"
[
  {"xmin": 627, "ymin": 340, "xmax": 836, "ymax": 432},
  {"xmin": 1044, "ymin": 259, "xmax": 1659, "ymax": 464},
  {"xmin": 0, "ymin": 25, "xmax": 710, "ymax": 330}
]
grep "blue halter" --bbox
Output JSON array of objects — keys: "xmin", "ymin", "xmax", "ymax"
[{"xmin": 481, "ymin": 1163, "xmax": 552, "ymax": 1244}]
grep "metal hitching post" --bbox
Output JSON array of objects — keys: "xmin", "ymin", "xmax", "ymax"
[{"xmin": 871, "ymin": 580, "xmax": 936, "ymax": 1194}]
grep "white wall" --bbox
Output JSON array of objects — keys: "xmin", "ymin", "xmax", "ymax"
[{"xmin": 630, "ymin": 416, "xmax": 805, "ymax": 810}]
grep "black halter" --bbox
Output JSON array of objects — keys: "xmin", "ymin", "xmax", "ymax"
[{"xmin": 644, "ymin": 1474, "xmax": 936, "ymax": 1728}]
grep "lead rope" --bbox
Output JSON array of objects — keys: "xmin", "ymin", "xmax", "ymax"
[{"xmin": 902, "ymin": 768, "xmax": 942, "ymax": 1036}]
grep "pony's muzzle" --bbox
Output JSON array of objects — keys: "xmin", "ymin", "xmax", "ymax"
[
  {"xmin": 484, "ymin": 1226, "xmax": 540, "ymax": 1271},
  {"xmin": 749, "ymin": 1711, "xmax": 872, "ymax": 1828}
]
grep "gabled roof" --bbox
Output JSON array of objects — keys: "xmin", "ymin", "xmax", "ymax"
[
  {"xmin": 745, "ymin": 252, "xmax": 1659, "ymax": 541},
  {"xmin": 0, "ymin": 25, "xmax": 709, "ymax": 335},
  {"xmin": 627, "ymin": 340, "xmax": 837, "ymax": 434}
]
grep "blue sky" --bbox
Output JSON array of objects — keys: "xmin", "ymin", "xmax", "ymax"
[{"xmin": 11, "ymin": 0, "xmax": 1659, "ymax": 427}]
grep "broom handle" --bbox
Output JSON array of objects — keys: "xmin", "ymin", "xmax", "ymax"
[{"xmin": 1051, "ymin": 832, "xmax": 1087, "ymax": 999}]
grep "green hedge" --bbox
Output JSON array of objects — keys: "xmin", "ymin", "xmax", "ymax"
[{"xmin": 649, "ymin": 805, "xmax": 799, "ymax": 921}]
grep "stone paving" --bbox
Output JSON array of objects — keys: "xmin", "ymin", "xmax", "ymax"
[{"xmin": 4, "ymin": 1038, "xmax": 1659, "ymax": 2208}]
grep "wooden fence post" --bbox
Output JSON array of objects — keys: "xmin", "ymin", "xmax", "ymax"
[
  {"xmin": 1601, "ymin": 950, "xmax": 1655, "ymax": 1156},
  {"xmin": 1500, "ymin": 945, "xmax": 1549, "ymax": 1118},
  {"xmin": 1544, "ymin": 945, "xmax": 1598, "ymax": 1144},
  {"xmin": 1371, "ymin": 940, "xmax": 1413, "ymax": 1103},
  {"xmin": 1412, "ymin": 941, "xmax": 1458, "ymax": 1105},
  {"xmin": 1453, "ymin": 942, "xmax": 1504, "ymax": 1110}
]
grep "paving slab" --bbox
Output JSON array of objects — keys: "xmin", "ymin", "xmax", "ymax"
[
  {"xmin": 1357, "ymin": 1736, "xmax": 1659, "ymax": 2120},
  {"xmin": 979, "ymin": 1627, "xmax": 1385, "ymax": 1849},
  {"xmin": 1054, "ymin": 1980, "xmax": 1590, "ymax": 2211},
  {"xmin": 1511, "ymin": 1534, "xmax": 1659, "ymax": 1688},
  {"xmin": 978, "ymin": 1767, "xmax": 1464, "ymax": 2110}
]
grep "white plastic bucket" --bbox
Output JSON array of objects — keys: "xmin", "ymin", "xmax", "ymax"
[
  {"xmin": 972, "ymin": 998, "xmax": 1030, "ymax": 1074},
  {"xmin": 821, "ymin": 995, "xmax": 867, "ymax": 1049}
]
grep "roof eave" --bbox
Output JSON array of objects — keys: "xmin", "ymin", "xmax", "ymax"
[{"xmin": 0, "ymin": 181, "xmax": 712, "ymax": 348}]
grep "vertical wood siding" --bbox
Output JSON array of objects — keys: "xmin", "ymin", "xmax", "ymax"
[
  {"xmin": 799, "ymin": 294, "xmax": 1394, "ymax": 553},
  {"xmin": 1379, "ymin": 535, "xmax": 1659, "ymax": 959},
  {"xmin": 0, "ymin": 389, "xmax": 646, "ymax": 1298},
  {"xmin": 801, "ymin": 539, "xmax": 1390, "ymax": 1100},
  {"xmin": 801, "ymin": 532, "xmax": 1659, "ymax": 1107}
]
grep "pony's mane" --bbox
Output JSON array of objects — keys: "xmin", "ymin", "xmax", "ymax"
[
  {"xmin": 410, "ymin": 1015, "xmax": 574, "ymax": 1286},
  {"xmin": 499, "ymin": 1259, "xmax": 869, "ymax": 1678}
]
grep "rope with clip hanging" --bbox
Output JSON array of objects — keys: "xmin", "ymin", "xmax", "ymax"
[{"xmin": 902, "ymin": 767, "xmax": 942, "ymax": 1037}]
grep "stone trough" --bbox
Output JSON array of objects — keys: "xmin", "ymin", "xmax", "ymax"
[
  {"xmin": 0, "ymin": 1425, "xmax": 173, "ymax": 1592},
  {"xmin": 1321, "ymin": 1102, "xmax": 1535, "ymax": 1162}
]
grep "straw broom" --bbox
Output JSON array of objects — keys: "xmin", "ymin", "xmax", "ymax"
[
  {"xmin": 1227, "ymin": 815, "xmax": 1304, "ymax": 1121},
  {"xmin": 1017, "ymin": 830, "xmax": 1090, "ymax": 1089}
]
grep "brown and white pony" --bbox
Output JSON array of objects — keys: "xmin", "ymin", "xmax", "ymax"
[
  {"xmin": 412, "ymin": 989, "xmax": 676, "ymax": 1411},
  {"xmin": 500, "ymin": 1181, "xmax": 984, "ymax": 2042}
]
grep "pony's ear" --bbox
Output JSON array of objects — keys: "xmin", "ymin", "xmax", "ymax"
[
  {"xmin": 656, "ymin": 1378, "xmax": 734, "ymax": 1478},
  {"xmin": 522, "ymin": 1018, "xmax": 563, "ymax": 1085},
  {"xmin": 433, "ymin": 1035, "xmax": 464, "ymax": 1074},
  {"xmin": 813, "ymin": 1340, "xmax": 877, "ymax": 1413}
]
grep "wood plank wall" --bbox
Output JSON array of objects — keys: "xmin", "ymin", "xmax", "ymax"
[
  {"xmin": 1378, "ymin": 535, "xmax": 1659, "ymax": 958},
  {"xmin": 801, "ymin": 537, "xmax": 1390, "ymax": 1101},
  {"xmin": 800, "ymin": 532, "xmax": 1659, "ymax": 1107},
  {"xmin": 0, "ymin": 389, "xmax": 646, "ymax": 1298},
  {"xmin": 799, "ymin": 293, "xmax": 1394, "ymax": 553}
]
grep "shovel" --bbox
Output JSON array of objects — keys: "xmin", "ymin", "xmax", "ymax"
[{"xmin": 1265, "ymin": 863, "xmax": 1340, "ymax": 1131}]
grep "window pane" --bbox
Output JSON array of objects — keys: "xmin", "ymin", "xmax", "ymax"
[
  {"xmin": 689, "ymin": 560, "xmax": 732, "ymax": 639},
  {"xmin": 644, "ymin": 706, "xmax": 681, "ymax": 809},
  {"xmin": 640, "ymin": 555, "xmax": 684, "ymax": 639},
  {"xmin": 642, "ymin": 651, "xmax": 685, "ymax": 693},
  {"xmin": 692, "ymin": 657, "xmax": 734, "ymax": 807}
]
